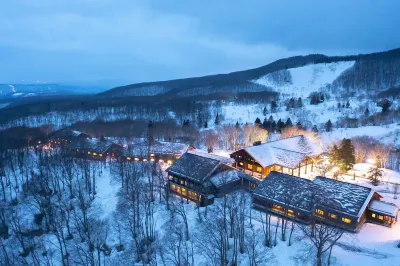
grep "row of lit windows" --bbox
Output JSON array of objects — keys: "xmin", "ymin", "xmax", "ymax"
[
  {"xmin": 126, "ymin": 157, "xmax": 172, "ymax": 164},
  {"xmin": 371, "ymin": 213, "xmax": 385, "ymax": 220},
  {"xmin": 171, "ymin": 184, "xmax": 199, "ymax": 201},
  {"xmin": 87, "ymin": 151, "xmax": 103, "ymax": 157},
  {"xmin": 315, "ymin": 209, "xmax": 351, "ymax": 224}
]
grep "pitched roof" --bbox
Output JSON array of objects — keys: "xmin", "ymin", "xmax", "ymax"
[
  {"xmin": 252, "ymin": 171, "xmax": 315, "ymax": 213},
  {"xmin": 253, "ymin": 172, "xmax": 375, "ymax": 218},
  {"xmin": 70, "ymin": 139, "xmax": 118, "ymax": 154},
  {"xmin": 368, "ymin": 200, "xmax": 399, "ymax": 217},
  {"xmin": 167, "ymin": 152, "xmax": 221, "ymax": 182},
  {"xmin": 124, "ymin": 140, "xmax": 189, "ymax": 156},
  {"xmin": 238, "ymin": 135, "xmax": 323, "ymax": 168},
  {"xmin": 188, "ymin": 150, "xmax": 235, "ymax": 165},
  {"xmin": 167, "ymin": 152, "xmax": 253, "ymax": 186},
  {"xmin": 50, "ymin": 129, "xmax": 89, "ymax": 139},
  {"xmin": 313, "ymin": 176, "xmax": 373, "ymax": 218}
]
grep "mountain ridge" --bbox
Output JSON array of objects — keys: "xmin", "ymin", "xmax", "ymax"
[{"xmin": 100, "ymin": 48, "xmax": 400, "ymax": 98}]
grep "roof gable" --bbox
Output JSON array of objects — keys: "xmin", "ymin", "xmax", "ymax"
[{"xmin": 236, "ymin": 135, "xmax": 323, "ymax": 168}]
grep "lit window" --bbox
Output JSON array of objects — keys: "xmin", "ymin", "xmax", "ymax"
[
  {"xmin": 248, "ymin": 164, "xmax": 253, "ymax": 170},
  {"xmin": 371, "ymin": 213, "xmax": 376, "ymax": 218},
  {"xmin": 150, "ymin": 158, "xmax": 155, "ymax": 162},
  {"xmin": 143, "ymin": 159, "xmax": 147, "ymax": 162},
  {"xmin": 272, "ymin": 204, "xmax": 282, "ymax": 210},
  {"xmin": 378, "ymin": 215, "xmax": 384, "ymax": 220},
  {"xmin": 315, "ymin": 209, "xmax": 324, "ymax": 215},
  {"xmin": 341, "ymin": 217, "xmax": 351, "ymax": 223},
  {"xmin": 134, "ymin": 158, "xmax": 139, "ymax": 161},
  {"xmin": 180, "ymin": 180, "xmax": 185, "ymax": 185},
  {"xmin": 159, "ymin": 159, "xmax": 164, "ymax": 163},
  {"xmin": 88, "ymin": 152, "xmax": 91, "ymax": 154},
  {"xmin": 93, "ymin": 153, "xmax": 97, "ymax": 156},
  {"xmin": 150, "ymin": 154, "xmax": 155, "ymax": 157},
  {"xmin": 257, "ymin": 167, "xmax": 262, "ymax": 172},
  {"xmin": 168, "ymin": 160, "xmax": 172, "ymax": 165},
  {"xmin": 329, "ymin": 213, "xmax": 337, "ymax": 219},
  {"xmin": 99, "ymin": 154, "xmax": 103, "ymax": 157},
  {"xmin": 239, "ymin": 162, "xmax": 244, "ymax": 166},
  {"xmin": 169, "ymin": 175, "xmax": 174, "ymax": 180},
  {"xmin": 127, "ymin": 157, "xmax": 131, "ymax": 160}
]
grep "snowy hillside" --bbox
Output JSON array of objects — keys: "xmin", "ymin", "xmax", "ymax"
[{"xmin": 252, "ymin": 61, "xmax": 355, "ymax": 97}]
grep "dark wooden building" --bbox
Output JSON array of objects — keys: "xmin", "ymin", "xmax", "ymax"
[
  {"xmin": 122, "ymin": 140, "xmax": 195, "ymax": 164},
  {"xmin": 68, "ymin": 139, "xmax": 123, "ymax": 160},
  {"xmin": 167, "ymin": 152, "xmax": 259, "ymax": 206},
  {"xmin": 49, "ymin": 129, "xmax": 91, "ymax": 147},
  {"xmin": 252, "ymin": 171, "xmax": 395, "ymax": 232},
  {"xmin": 230, "ymin": 135, "xmax": 323, "ymax": 179}
]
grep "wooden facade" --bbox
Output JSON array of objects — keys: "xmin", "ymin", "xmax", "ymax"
[
  {"xmin": 252, "ymin": 192, "xmax": 382, "ymax": 232},
  {"xmin": 68, "ymin": 143, "xmax": 123, "ymax": 161},
  {"xmin": 168, "ymin": 174, "xmax": 215, "ymax": 206}
]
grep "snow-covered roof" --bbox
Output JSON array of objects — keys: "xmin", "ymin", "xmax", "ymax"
[
  {"xmin": 368, "ymin": 200, "xmax": 399, "ymax": 217},
  {"xmin": 253, "ymin": 172, "xmax": 375, "ymax": 218},
  {"xmin": 188, "ymin": 150, "xmax": 235, "ymax": 165},
  {"xmin": 167, "ymin": 152, "xmax": 253, "ymax": 187},
  {"xmin": 70, "ymin": 139, "xmax": 119, "ymax": 154},
  {"xmin": 124, "ymin": 140, "xmax": 190, "ymax": 156},
  {"xmin": 252, "ymin": 171, "xmax": 316, "ymax": 213},
  {"xmin": 167, "ymin": 152, "xmax": 221, "ymax": 182},
  {"xmin": 313, "ymin": 176, "xmax": 373, "ymax": 218},
  {"xmin": 238, "ymin": 135, "xmax": 323, "ymax": 168},
  {"xmin": 50, "ymin": 129, "xmax": 90, "ymax": 139}
]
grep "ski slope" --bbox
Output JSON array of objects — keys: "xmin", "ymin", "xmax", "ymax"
[{"xmin": 252, "ymin": 61, "xmax": 355, "ymax": 97}]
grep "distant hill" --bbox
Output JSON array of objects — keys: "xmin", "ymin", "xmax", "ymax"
[{"xmin": 100, "ymin": 48, "xmax": 400, "ymax": 98}]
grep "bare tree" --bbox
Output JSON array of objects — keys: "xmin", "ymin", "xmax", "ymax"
[{"xmin": 299, "ymin": 220, "xmax": 345, "ymax": 266}]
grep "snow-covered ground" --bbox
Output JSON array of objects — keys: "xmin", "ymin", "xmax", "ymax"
[{"xmin": 252, "ymin": 61, "xmax": 355, "ymax": 98}]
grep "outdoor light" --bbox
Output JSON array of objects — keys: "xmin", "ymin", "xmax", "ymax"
[
  {"xmin": 367, "ymin": 159, "xmax": 376, "ymax": 165},
  {"xmin": 332, "ymin": 167, "xmax": 339, "ymax": 172}
]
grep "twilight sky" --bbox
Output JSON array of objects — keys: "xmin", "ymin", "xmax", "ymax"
[{"xmin": 0, "ymin": 0, "xmax": 399, "ymax": 87}]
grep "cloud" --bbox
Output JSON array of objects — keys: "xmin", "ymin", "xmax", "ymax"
[{"xmin": 0, "ymin": 0, "xmax": 399, "ymax": 84}]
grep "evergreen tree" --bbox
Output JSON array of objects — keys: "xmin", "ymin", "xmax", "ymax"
[
  {"xmin": 368, "ymin": 166, "xmax": 384, "ymax": 186},
  {"xmin": 297, "ymin": 97, "xmax": 303, "ymax": 108},
  {"xmin": 364, "ymin": 108, "xmax": 370, "ymax": 116},
  {"xmin": 262, "ymin": 117, "xmax": 269, "ymax": 130},
  {"xmin": 263, "ymin": 106, "xmax": 268, "ymax": 116},
  {"xmin": 271, "ymin": 120, "xmax": 277, "ymax": 133},
  {"xmin": 346, "ymin": 100, "xmax": 350, "ymax": 108},
  {"xmin": 320, "ymin": 94, "xmax": 325, "ymax": 102},
  {"xmin": 328, "ymin": 144, "xmax": 340, "ymax": 166},
  {"xmin": 296, "ymin": 121, "xmax": 302, "ymax": 130},
  {"xmin": 204, "ymin": 121, "xmax": 208, "ymax": 128},
  {"xmin": 312, "ymin": 125, "xmax": 318, "ymax": 133},
  {"xmin": 268, "ymin": 115, "xmax": 274, "ymax": 122},
  {"xmin": 183, "ymin": 119, "xmax": 190, "ymax": 126},
  {"xmin": 286, "ymin": 118, "xmax": 293, "ymax": 127},
  {"xmin": 277, "ymin": 118, "xmax": 285, "ymax": 133},
  {"xmin": 235, "ymin": 121, "xmax": 240, "ymax": 128},
  {"xmin": 255, "ymin": 117, "xmax": 262, "ymax": 126},
  {"xmin": 325, "ymin": 120, "xmax": 333, "ymax": 132},
  {"xmin": 148, "ymin": 120, "xmax": 153, "ymax": 128},
  {"xmin": 286, "ymin": 98, "xmax": 295, "ymax": 110},
  {"xmin": 337, "ymin": 102, "xmax": 341, "ymax": 109},
  {"xmin": 215, "ymin": 113, "xmax": 220, "ymax": 125},
  {"xmin": 271, "ymin": 100, "xmax": 278, "ymax": 112},
  {"xmin": 339, "ymin": 138, "xmax": 355, "ymax": 171}
]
